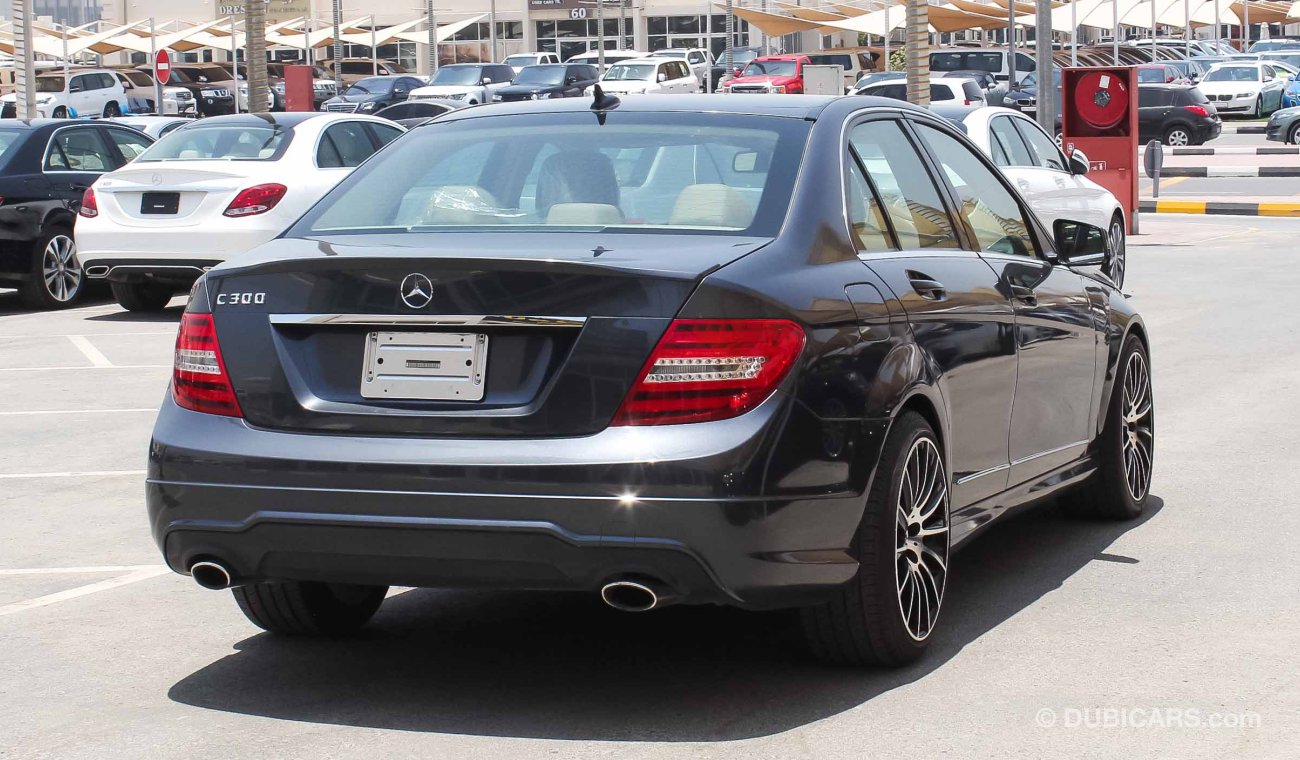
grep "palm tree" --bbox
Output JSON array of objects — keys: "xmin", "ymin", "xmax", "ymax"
[
  {"xmin": 904, "ymin": 0, "xmax": 930, "ymax": 106},
  {"xmin": 245, "ymin": 0, "xmax": 271, "ymax": 112}
]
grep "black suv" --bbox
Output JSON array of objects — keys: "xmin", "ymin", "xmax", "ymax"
[
  {"xmin": 0, "ymin": 120, "xmax": 153, "ymax": 309},
  {"xmin": 492, "ymin": 64, "xmax": 600, "ymax": 102},
  {"xmin": 1139, "ymin": 84, "xmax": 1222, "ymax": 146}
]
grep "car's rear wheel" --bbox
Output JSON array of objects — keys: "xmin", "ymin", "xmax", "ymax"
[
  {"xmin": 1107, "ymin": 213, "xmax": 1127, "ymax": 288},
  {"xmin": 1163, "ymin": 126, "xmax": 1191, "ymax": 146},
  {"xmin": 801, "ymin": 411, "xmax": 949, "ymax": 666},
  {"xmin": 20, "ymin": 226, "xmax": 82, "ymax": 310},
  {"xmin": 109, "ymin": 281, "xmax": 175, "ymax": 312},
  {"xmin": 1062, "ymin": 335, "xmax": 1153, "ymax": 520},
  {"xmin": 1253, "ymin": 96, "xmax": 1264, "ymax": 118},
  {"xmin": 233, "ymin": 581, "xmax": 388, "ymax": 636},
  {"xmin": 103, "ymin": 101, "xmax": 121, "ymax": 117},
  {"xmin": 1289, "ymin": 122, "xmax": 1300, "ymax": 145},
  {"xmin": 52, "ymin": 106, "xmax": 68, "ymax": 118}
]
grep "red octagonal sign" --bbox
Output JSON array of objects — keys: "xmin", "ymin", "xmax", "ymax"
[{"xmin": 154, "ymin": 49, "xmax": 172, "ymax": 84}]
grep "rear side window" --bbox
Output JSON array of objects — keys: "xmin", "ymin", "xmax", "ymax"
[
  {"xmin": 931, "ymin": 51, "xmax": 1001, "ymax": 73},
  {"xmin": 868, "ymin": 83, "xmax": 907, "ymax": 100},
  {"xmin": 369, "ymin": 123, "xmax": 404, "ymax": 147},
  {"xmin": 850, "ymin": 120, "xmax": 958, "ymax": 250},
  {"xmin": 1011, "ymin": 118, "xmax": 1067, "ymax": 171},
  {"xmin": 318, "ymin": 122, "xmax": 377, "ymax": 168},
  {"xmin": 45, "ymin": 127, "xmax": 116, "ymax": 172},
  {"xmin": 1138, "ymin": 88, "xmax": 1170, "ymax": 107},
  {"xmin": 846, "ymin": 158, "xmax": 893, "ymax": 251},
  {"xmin": 930, "ymin": 83, "xmax": 954, "ymax": 101},
  {"xmin": 989, "ymin": 116, "xmax": 1035, "ymax": 167},
  {"xmin": 962, "ymin": 81, "xmax": 983, "ymax": 100}
]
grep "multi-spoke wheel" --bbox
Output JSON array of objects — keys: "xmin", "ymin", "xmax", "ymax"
[
  {"xmin": 895, "ymin": 437, "xmax": 949, "ymax": 641},
  {"xmin": 1063, "ymin": 335, "xmax": 1154, "ymax": 520},
  {"xmin": 802, "ymin": 411, "xmax": 950, "ymax": 666},
  {"xmin": 1107, "ymin": 214, "xmax": 1126, "ymax": 289},
  {"xmin": 1121, "ymin": 350, "xmax": 1153, "ymax": 502},
  {"xmin": 20, "ymin": 226, "xmax": 83, "ymax": 310},
  {"xmin": 1163, "ymin": 126, "xmax": 1191, "ymax": 147}
]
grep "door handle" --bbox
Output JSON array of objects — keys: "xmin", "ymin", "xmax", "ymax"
[
  {"xmin": 907, "ymin": 272, "xmax": 947, "ymax": 301},
  {"xmin": 1008, "ymin": 283, "xmax": 1037, "ymax": 305}
]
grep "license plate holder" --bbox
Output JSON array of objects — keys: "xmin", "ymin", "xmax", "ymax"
[
  {"xmin": 141, "ymin": 192, "xmax": 180, "ymax": 215},
  {"xmin": 360, "ymin": 331, "xmax": 488, "ymax": 401}
]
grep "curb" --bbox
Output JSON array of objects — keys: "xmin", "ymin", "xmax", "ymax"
[
  {"xmin": 1139, "ymin": 200, "xmax": 1300, "ymax": 216},
  {"xmin": 1159, "ymin": 166, "xmax": 1300, "ymax": 177},
  {"xmin": 1142, "ymin": 146, "xmax": 1297, "ymax": 155},
  {"xmin": 1218, "ymin": 124, "xmax": 1268, "ymax": 134}
]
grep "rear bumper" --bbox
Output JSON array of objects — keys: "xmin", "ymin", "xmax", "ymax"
[
  {"xmin": 148, "ymin": 396, "xmax": 879, "ymax": 609},
  {"xmin": 84, "ymin": 258, "xmax": 218, "ymax": 284}
]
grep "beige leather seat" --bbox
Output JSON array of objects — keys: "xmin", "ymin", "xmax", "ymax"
[
  {"xmin": 668, "ymin": 184, "xmax": 753, "ymax": 228},
  {"xmin": 545, "ymin": 203, "xmax": 625, "ymax": 226}
]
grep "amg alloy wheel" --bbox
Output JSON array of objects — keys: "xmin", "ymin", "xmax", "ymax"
[
  {"xmin": 20, "ymin": 229, "xmax": 82, "ymax": 309},
  {"xmin": 1107, "ymin": 215, "xmax": 1127, "ymax": 288},
  {"xmin": 1062, "ymin": 335, "xmax": 1153, "ymax": 520},
  {"xmin": 802, "ymin": 412, "xmax": 949, "ymax": 666}
]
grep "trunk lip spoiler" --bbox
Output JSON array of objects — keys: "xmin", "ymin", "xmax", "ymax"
[{"xmin": 267, "ymin": 314, "xmax": 588, "ymax": 329}]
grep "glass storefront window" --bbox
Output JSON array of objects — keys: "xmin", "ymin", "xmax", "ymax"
[{"xmin": 647, "ymin": 15, "xmax": 749, "ymax": 57}]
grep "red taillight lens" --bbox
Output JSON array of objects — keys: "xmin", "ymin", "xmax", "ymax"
[
  {"xmin": 222, "ymin": 183, "xmax": 287, "ymax": 217},
  {"xmin": 173, "ymin": 313, "xmax": 242, "ymax": 417},
  {"xmin": 1184, "ymin": 104, "xmax": 1211, "ymax": 117},
  {"xmin": 612, "ymin": 319, "xmax": 805, "ymax": 426},
  {"xmin": 79, "ymin": 187, "xmax": 98, "ymax": 218}
]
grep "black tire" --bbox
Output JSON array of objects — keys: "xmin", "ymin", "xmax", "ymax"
[
  {"xmin": 103, "ymin": 101, "xmax": 121, "ymax": 117},
  {"xmin": 109, "ymin": 280, "xmax": 175, "ymax": 312},
  {"xmin": 1062, "ymin": 335, "xmax": 1153, "ymax": 521},
  {"xmin": 1162, "ymin": 125, "xmax": 1191, "ymax": 147},
  {"xmin": 19, "ymin": 225, "xmax": 83, "ymax": 310},
  {"xmin": 1253, "ymin": 96, "xmax": 1263, "ymax": 119},
  {"xmin": 1289, "ymin": 122, "xmax": 1300, "ymax": 145},
  {"xmin": 52, "ymin": 106, "xmax": 68, "ymax": 118},
  {"xmin": 233, "ymin": 581, "xmax": 387, "ymax": 636},
  {"xmin": 1106, "ymin": 213, "xmax": 1126, "ymax": 289},
  {"xmin": 801, "ymin": 411, "xmax": 949, "ymax": 667}
]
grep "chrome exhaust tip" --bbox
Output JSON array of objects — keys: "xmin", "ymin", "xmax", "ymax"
[
  {"xmin": 189, "ymin": 560, "xmax": 233, "ymax": 590},
  {"xmin": 600, "ymin": 580, "xmax": 672, "ymax": 612},
  {"xmin": 84, "ymin": 265, "xmax": 110, "ymax": 278}
]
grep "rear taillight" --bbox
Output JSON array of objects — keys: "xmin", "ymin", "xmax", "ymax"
[
  {"xmin": 79, "ymin": 187, "xmax": 97, "ymax": 218},
  {"xmin": 612, "ymin": 319, "xmax": 805, "ymax": 426},
  {"xmin": 173, "ymin": 313, "xmax": 242, "ymax": 417},
  {"xmin": 1184, "ymin": 104, "xmax": 1211, "ymax": 117},
  {"xmin": 222, "ymin": 183, "xmax": 287, "ymax": 217}
]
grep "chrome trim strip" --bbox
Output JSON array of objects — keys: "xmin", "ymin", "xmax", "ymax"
[
  {"xmin": 268, "ymin": 314, "xmax": 588, "ymax": 328},
  {"xmin": 1010, "ymin": 440, "xmax": 1089, "ymax": 467},
  {"xmin": 955, "ymin": 464, "xmax": 1009, "ymax": 485}
]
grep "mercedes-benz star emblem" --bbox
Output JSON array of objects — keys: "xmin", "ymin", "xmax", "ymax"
[{"xmin": 399, "ymin": 273, "xmax": 433, "ymax": 309}]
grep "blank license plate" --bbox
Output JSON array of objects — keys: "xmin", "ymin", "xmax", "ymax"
[
  {"xmin": 360, "ymin": 331, "xmax": 488, "ymax": 401},
  {"xmin": 141, "ymin": 192, "xmax": 180, "ymax": 214}
]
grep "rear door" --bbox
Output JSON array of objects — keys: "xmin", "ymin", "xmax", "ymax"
[
  {"xmin": 43, "ymin": 126, "xmax": 116, "ymax": 203},
  {"xmin": 913, "ymin": 121, "xmax": 1097, "ymax": 486},
  {"xmin": 1011, "ymin": 115, "xmax": 1110, "ymax": 230},
  {"xmin": 847, "ymin": 116, "xmax": 1017, "ymax": 510}
]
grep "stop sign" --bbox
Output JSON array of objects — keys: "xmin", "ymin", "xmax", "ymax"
[{"xmin": 154, "ymin": 49, "xmax": 172, "ymax": 84}]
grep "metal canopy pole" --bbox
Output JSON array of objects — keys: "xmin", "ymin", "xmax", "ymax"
[
  {"xmin": 884, "ymin": 1, "xmax": 891, "ymax": 70},
  {"xmin": 619, "ymin": 0, "xmax": 627, "ymax": 50},
  {"xmin": 427, "ymin": 0, "xmax": 438, "ymax": 75},
  {"xmin": 1007, "ymin": 0, "xmax": 1015, "ymax": 82},
  {"xmin": 151, "ymin": 17, "xmax": 162, "ymax": 113},
  {"xmin": 1072, "ymin": 1, "xmax": 1078, "ymax": 66},
  {"xmin": 1185, "ymin": 0, "xmax": 1191, "ymax": 59},
  {"xmin": 332, "ymin": 0, "xmax": 343, "ymax": 91},
  {"xmin": 1113, "ymin": 0, "xmax": 1119, "ymax": 64},
  {"xmin": 489, "ymin": 0, "xmax": 498, "ymax": 63},
  {"xmin": 1243, "ymin": 0, "xmax": 1250, "ymax": 51},
  {"xmin": 1152, "ymin": 0, "xmax": 1158, "ymax": 60},
  {"xmin": 371, "ymin": 16, "xmax": 378, "ymax": 76},
  {"xmin": 598, "ymin": 0, "xmax": 605, "ymax": 73},
  {"xmin": 1035, "ymin": 0, "xmax": 1053, "ymax": 133},
  {"xmin": 230, "ymin": 18, "xmax": 241, "ymax": 114}
]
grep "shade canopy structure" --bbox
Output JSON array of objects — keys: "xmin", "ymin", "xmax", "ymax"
[
  {"xmin": 391, "ymin": 15, "xmax": 490, "ymax": 46},
  {"xmin": 337, "ymin": 18, "xmax": 427, "ymax": 47}
]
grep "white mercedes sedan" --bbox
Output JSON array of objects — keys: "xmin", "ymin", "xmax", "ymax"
[
  {"xmin": 961, "ymin": 107, "xmax": 1128, "ymax": 286},
  {"xmin": 76, "ymin": 112, "xmax": 404, "ymax": 311}
]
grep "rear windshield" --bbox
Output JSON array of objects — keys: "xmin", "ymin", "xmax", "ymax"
[
  {"xmin": 808, "ymin": 54, "xmax": 852, "ymax": 69},
  {"xmin": 931, "ymin": 51, "xmax": 1002, "ymax": 73},
  {"xmin": 292, "ymin": 112, "xmax": 810, "ymax": 237},
  {"xmin": 137, "ymin": 124, "xmax": 291, "ymax": 161}
]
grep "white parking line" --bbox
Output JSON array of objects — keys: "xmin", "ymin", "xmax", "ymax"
[
  {"xmin": 0, "ymin": 566, "xmax": 170, "ymax": 618},
  {"xmin": 0, "ymin": 565, "xmax": 164, "ymax": 576},
  {"xmin": 0, "ymin": 409, "xmax": 155, "ymax": 417},
  {"xmin": 0, "ymin": 331, "xmax": 174, "ymax": 339},
  {"xmin": 0, "ymin": 470, "xmax": 147, "ymax": 480},
  {"xmin": 0, "ymin": 365, "xmax": 169, "ymax": 372},
  {"xmin": 66, "ymin": 335, "xmax": 114, "ymax": 367}
]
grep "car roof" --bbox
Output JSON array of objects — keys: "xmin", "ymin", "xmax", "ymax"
[
  {"xmin": 754, "ymin": 54, "xmax": 806, "ymax": 61},
  {"xmin": 0, "ymin": 119, "xmax": 72, "ymax": 131},
  {"xmin": 178, "ymin": 112, "xmax": 329, "ymax": 128},
  {"xmin": 430, "ymin": 93, "xmax": 919, "ymax": 123}
]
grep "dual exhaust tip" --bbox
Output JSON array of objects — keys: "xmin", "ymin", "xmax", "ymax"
[{"xmin": 600, "ymin": 579, "xmax": 675, "ymax": 613}]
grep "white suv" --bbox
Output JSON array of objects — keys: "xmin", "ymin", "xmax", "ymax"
[
  {"xmin": 598, "ymin": 58, "xmax": 701, "ymax": 95},
  {"xmin": 114, "ymin": 70, "xmax": 195, "ymax": 115},
  {"xmin": 503, "ymin": 52, "xmax": 561, "ymax": 74},
  {"xmin": 0, "ymin": 68, "xmax": 127, "ymax": 118}
]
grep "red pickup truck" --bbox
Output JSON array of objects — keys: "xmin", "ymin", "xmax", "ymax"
[{"xmin": 722, "ymin": 54, "xmax": 809, "ymax": 94}]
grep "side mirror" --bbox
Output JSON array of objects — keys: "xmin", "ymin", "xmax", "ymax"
[
  {"xmin": 481, "ymin": 77, "xmax": 492, "ymax": 85},
  {"xmin": 566, "ymin": 76, "xmax": 578, "ymax": 85},
  {"xmin": 657, "ymin": 72, "xmax": 667, "ymax": 82},
  {"xmin": 68, "ymin": 81, "xmax": 83, "ymax": 93},
  {"xmin": 198, "ymin": 76, "xmax": 209, "ymax": 83},
  {"xmin": 1053, "ymin": 219, "xmax": 1107, "ymax": 267},
  {"xmin": 1068, "ymin": 148, "xmax": 1090, "ymax": 175}
]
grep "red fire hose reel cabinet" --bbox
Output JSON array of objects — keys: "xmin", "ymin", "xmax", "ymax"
[
  {"xmin": 283, "ymin": 65, "xmax": 316, "ymax": 112},
  {"xmin": 1061, "ymin": 67, "xmax": 1139, "ymax": 234}
]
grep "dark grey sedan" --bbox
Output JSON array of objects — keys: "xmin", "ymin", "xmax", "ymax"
[{"xmin": 150, "ymin": 95, "xmax": 1151, "ymax": 666}]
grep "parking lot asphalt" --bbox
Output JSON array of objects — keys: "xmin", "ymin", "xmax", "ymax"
[{"xmin": 2, "ymin": 215, "xmax": 1298, "ymax": 758}]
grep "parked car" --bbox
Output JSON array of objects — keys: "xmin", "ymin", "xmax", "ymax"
[
  {"xmin": 1137, "ymin": 84, "xmax": 1222, "ymax": 145},
  {"xmin": 1198, "ymin": 62, "xmax": 1287, "ymax": 117},
  {"xmin": 502, "ymin": 52, "xmax": 561, "ymax": 74},
  {"xmin": 722, "ymin": 54, "xmax": 809, "ymax": 94},
  {"xmin": 164, "ymin": 64, "xmax": 238, "ymax": 117},
  {"xmin": 598, "ymin": 58, "xmax": 699, "ymax": 95},
  {"xmin": 1283, "ymin": 75, "xmax": 1300, "ymax": 109},
  {"xmin": 962, "ymin": 107, "xmax": 1126, "ymax": 283},
  {"xmin": 1265, "ymin": 106, "xmax": 1300, "ymax": 143},
  {"xmin": 807, "ymin": 51, "xmax": 871, "ymax": 91},
  {"xmin": 1002, "ymin": 68, "xmax": 1064, "ymax": 136},
  {"xmin": 1249, "ymin": 39, "xmax": 1300, "ymax": 53},
  {"xmin": 266, "ymin": 63, "xmax": 338, "ymax": 108},
  {"xmin": 408, "ymin": 63, "xmax": 516, "ymax": 105},
  {"xmin": 112, "ymin": 68, "xmax": 196, "ymax": 115},
  {"xmin": 374, "ymin": 99, "xmax": 464, "ymax": 127},
  {"xmin": 1137, "ymin": 63, "xmax": 1189, "ymax": 85},
  {"xmin": 103, "ymin": 115, "xmax": 194, "ymax": 140},
  {"xmin": 648, "ymin": 47, "xmax": 714, "ymax": 87},
  {"xmin": 148, "ymin": 95, "xmax": 1149, "ymax": 668},
  {"xmin": 0, "ymin": 119, "xmax": 152, "ymax": 308},
  {"xmin": 321, "ymin": 59, "xmax": 408, "ymax": 86},
  {"xmin": 852, "ymin": 70, "xmax": 905, "ymax": 91},
  {"xmin": 931, "ymin": 46, "xmax": 1036, "ymax": 83},
  {"xmin": 564, "ymin": 50, "xmax": 649, "ymax": 69},
  {"xmin": 0, "ymin": 69, "xmax": 127, "ymax": 118},
  {"xmin": 220, "ymin": 64, "xmax": 284, "ymax": 111},
  {"xmin": 492, "ymin": 63, "xmax": 600, "ymax": 102},
  {"xmin": 76, "ymin": 113, "xmax": 403, "ymax": 311},
  {"xmin": 1164, "ymin": 58, "xmax": 1207, "ymax": 84},
  {"xmin": 853, "ymin": 76, "xmax": 987, "ymax": 107},
  {"xmin": 322, "ymin": 75, "xmax": 425, "ymax": 113},
  {"xmin": 718, "ymin": 45, "xmax": 763, "ymax": 77}
]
